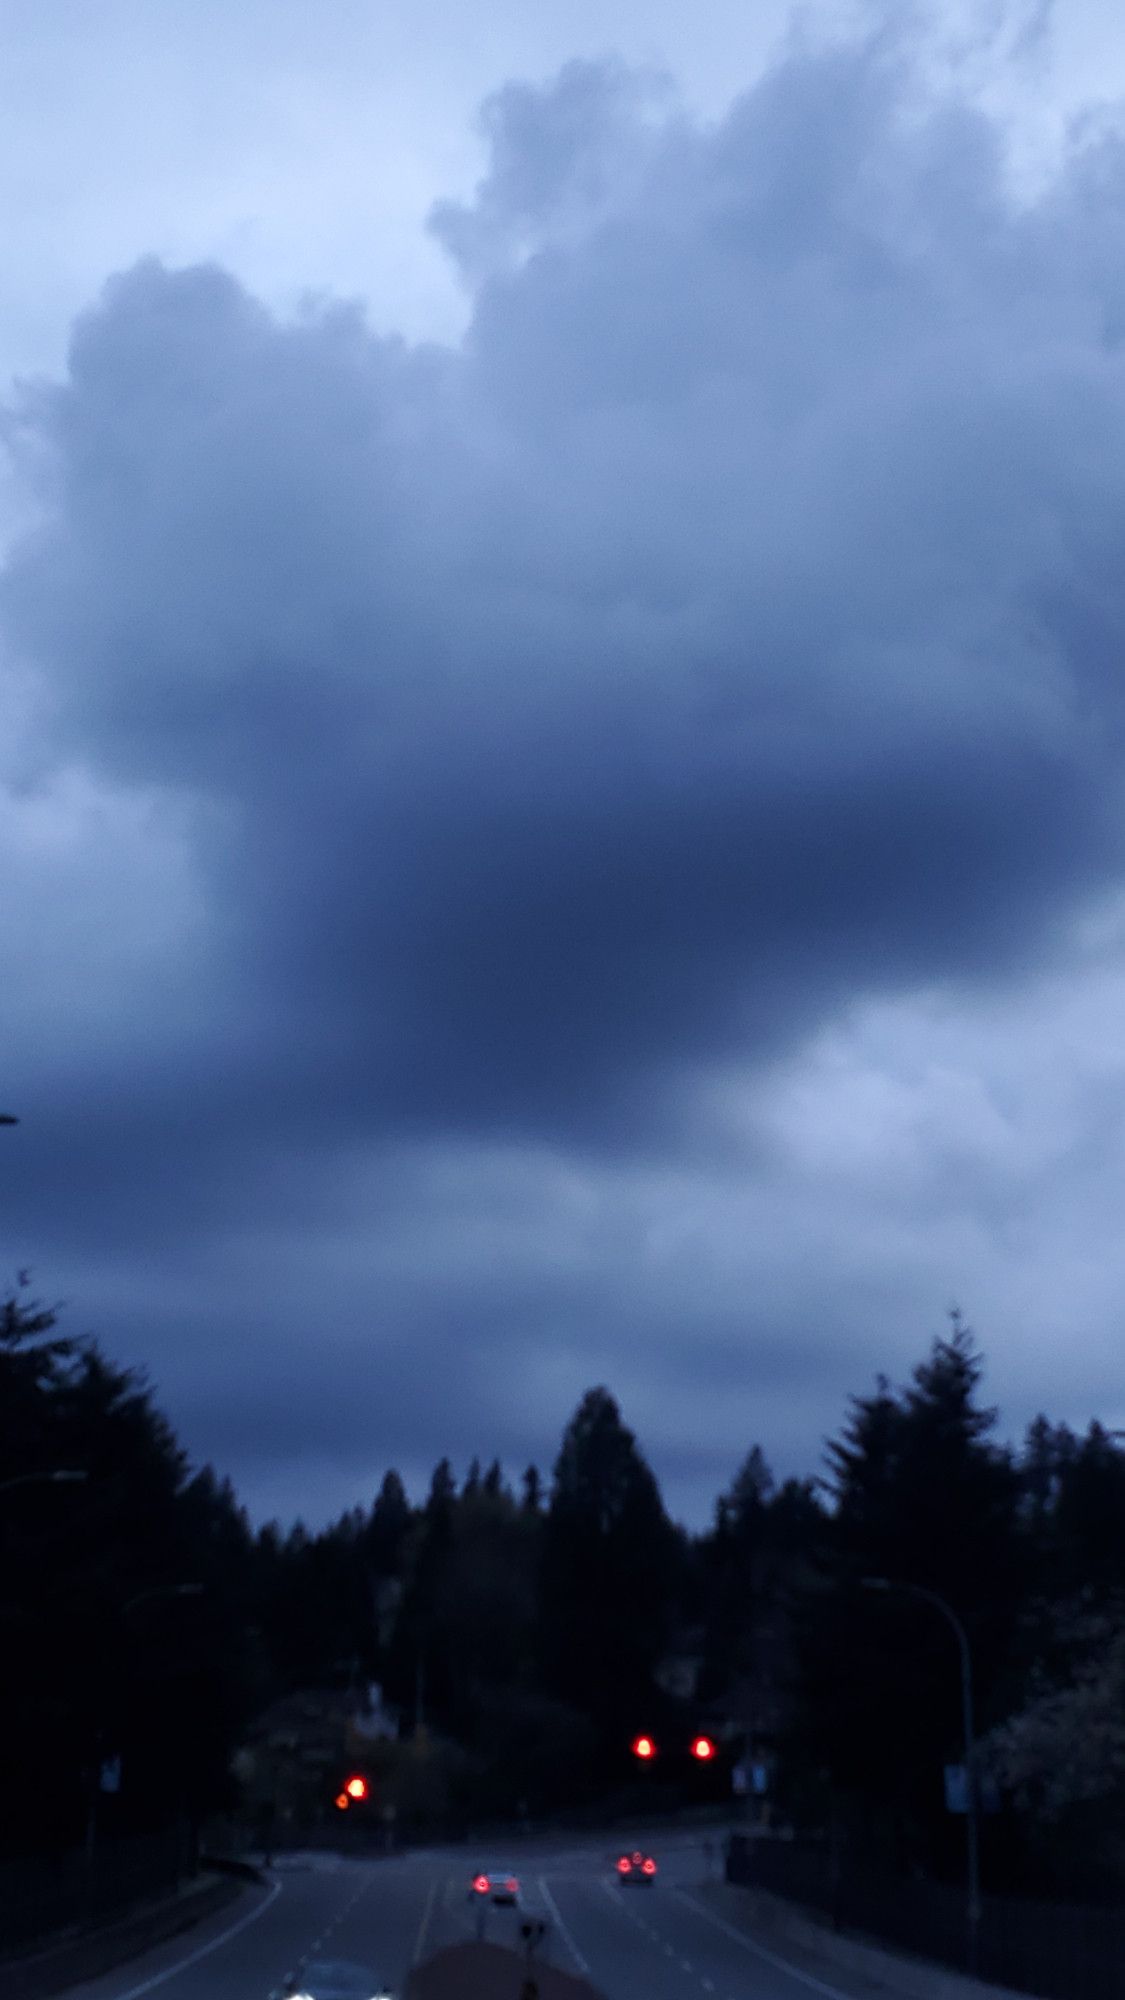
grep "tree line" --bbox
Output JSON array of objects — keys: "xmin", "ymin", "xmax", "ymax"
[{"xmin": 2, "ymin": 1274, "xmax": 1123, "ymax": 1900}]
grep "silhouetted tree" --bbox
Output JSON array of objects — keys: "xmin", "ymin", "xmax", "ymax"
[
  {"xmin": 787, "ymin": 1318, "xmax": 1023, "ymax": 1876},
  {"xmin": 538, "ymin": 1387, "xmax": 676, "ymax": 1737}
]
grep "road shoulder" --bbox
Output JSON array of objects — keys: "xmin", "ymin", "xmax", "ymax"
[
  {"xmin": 688, "ymin": 1881, "xmax": 1036, "ymax": 2000},
  {"xmin": 2, "ymin": 1870, "xmax": 253, "ymax": 2000}
]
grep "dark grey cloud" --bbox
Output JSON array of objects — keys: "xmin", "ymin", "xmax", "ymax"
[
  {"xmin": 7, "ymin": 55, "xmax": 1124, "ymax": 1146},
  {"xmin": 5, "ymin": 28, "xmax": 1125, "ymax": 1520}
]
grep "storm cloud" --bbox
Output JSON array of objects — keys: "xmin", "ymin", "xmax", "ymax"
[{"xmin": 5, "ymin": 24, "xmax": 1125, "ymax": 1519}]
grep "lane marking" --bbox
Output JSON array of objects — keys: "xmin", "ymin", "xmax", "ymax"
[
  {"xmin": 97, "ymin": 1879, "xmax": 282, "ymax": 2000},
  {"xmin": 702, "ymin": 1981, "xmax": 715, "ymax": 1992},
  {"xmin": 537, "ymin": 1877, "xmax": 590, "ymax": 1976},
  {"xmin": 672, "ymin": 1889, "xmax": 854, "ymax": 2000},
  {"xmin": 412, "ymin": 1877, "xmax": 438, "ymax": 1966}
]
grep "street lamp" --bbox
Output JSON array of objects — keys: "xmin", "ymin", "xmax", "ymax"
[
  {"xmin": 0, "ymin": 1469, "xmax": 87, "ymax": 1498},
  {"xmin": 861, "ymin": 1577, "xmax": 981, "ymax": 1976}
]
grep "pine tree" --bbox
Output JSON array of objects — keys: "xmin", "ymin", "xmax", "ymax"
[{"xmin": 539, "ymin": 1388, "xmax": 675, "ymax": 1729}]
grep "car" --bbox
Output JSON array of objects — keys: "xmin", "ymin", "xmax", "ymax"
[
  {"xmin": 470, "ymin": 1865, "xmax": 521, "ymax": 1905},
  {"xmin": 616, "ymin": 1849, "xmax": 657, "ymax": 1883},
  {"xmin": 284, "ymin": 1962, "xmax": 392, "ymax": 2000}
]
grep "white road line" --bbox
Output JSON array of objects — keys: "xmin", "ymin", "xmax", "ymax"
[
  {"xmin": 412, "ymin": 1877, "xmax": 439, "ymax": 1965},
  {"xmin": 537, "ymin": 1876, "xmax": 590, "ymax": 1976},
  {"xmin": 680, "ymin": 1959, "xmax": 693, "ymax": 1973},
  {"xmin": 702, "ymin": 1980, "xmax": 715, "ymax": 1992},
  {"xmin": 99, "ymin": 1879, "xmax": 282, "ymax": 2000},
  {"xmin": 672, "ymin": 1889, "xmax": 854, "ymax": 2000}
]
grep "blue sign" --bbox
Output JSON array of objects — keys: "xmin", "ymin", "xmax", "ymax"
[{"xmin": 944, "ymin": 1765, "xmax": 1000, "ymax": 1813}]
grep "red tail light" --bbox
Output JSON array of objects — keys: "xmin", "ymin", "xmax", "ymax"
[
  {"xmin": 506, "ymin": 1878, "xmax": 518, "ymax": 1893},
  {"xmin": 616, "ymin": 1856, "xmax": 630, "ymax": 1873},
  {"xmin": 642, "ymin": 1858, "xmax": 656, "ymax": 1874},
  {"xmin": 473, "ymin": 1873, "xmax": 489, "ymax": 1893}
]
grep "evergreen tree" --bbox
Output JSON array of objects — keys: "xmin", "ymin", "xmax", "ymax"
[
  {"xmin": 538, "ymin": 1387, "xmax": 675, "ymax": 1733},
  {"xmin": 365, "ymin": 1469, "xmax": 412, "ymax": 1577},
  {"xmin": 788, "ymin": 1319, "xmax": 1023, "ymax": 1876}
]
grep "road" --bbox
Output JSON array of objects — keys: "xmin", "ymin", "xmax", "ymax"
[{"xmin": 55, "ymin": 1831, "xmax": 886, "ymax": 2000}]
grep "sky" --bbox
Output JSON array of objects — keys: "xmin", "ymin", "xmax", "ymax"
[{"xmin": 4, "ymin": 0, "xmax": 1125, "ymax": 1529}]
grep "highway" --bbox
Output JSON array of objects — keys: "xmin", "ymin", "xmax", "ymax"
[{"xmin": 55, "ymin": 1832, "xmax": 885, "ymax": 2000}]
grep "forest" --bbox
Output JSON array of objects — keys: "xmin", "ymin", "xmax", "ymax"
[{"xmin": 3, "ymin": 1276, "xmax": 1123, "ymax": 1904}]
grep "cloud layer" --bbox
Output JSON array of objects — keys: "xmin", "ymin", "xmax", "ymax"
[{"xmin": 5, "ymin": 26, "xmax": 1125, "ymax": 1519}]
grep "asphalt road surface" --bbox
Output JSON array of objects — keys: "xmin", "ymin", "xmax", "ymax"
[{"xmin": 54, "ymin": 1832, "xmax": 886, "ymax": 2000}]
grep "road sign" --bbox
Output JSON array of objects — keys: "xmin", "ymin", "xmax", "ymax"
[{"xmin": 944, "ymin": 1765, "xmax": 1001, "ymax": 1813}]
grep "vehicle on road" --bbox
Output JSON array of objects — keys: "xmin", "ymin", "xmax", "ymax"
[
  {"xmin": 284, "ymin": 1959, "xmax": 392, "ymax": 1999},
  {"xmin": 470, "ymin": 1864, "xmax": 521, "ymax": 1905},
  {"xmin": 616, "ymin": 1849, "xmax": 658, "ymax": 1882}
]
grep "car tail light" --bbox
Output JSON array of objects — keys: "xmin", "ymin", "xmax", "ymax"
[
  {"xmin": 642, "ymin": 1858, "xmax": 656, "ymax": 1875},
  {"xmin": 473, "ymin": 1874, "xmax": 489, "ymax": 1893},
  {"xmin": 506, "ymin": 1878, "xmax": 518, "ymax": 1893},
  {"xmin": 616, "ymin": 1856, "xmax": 630, "ymax": 1873},
  {"xmin": 632, "ymin": 1852, "xmax": 642, "ymax": 1864}
]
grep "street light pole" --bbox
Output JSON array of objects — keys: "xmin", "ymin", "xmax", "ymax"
[{"xmin": 861, "ymin": 1577, "xmax": 981, "ymax": 1976}]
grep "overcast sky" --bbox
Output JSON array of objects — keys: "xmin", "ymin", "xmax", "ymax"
[{"xmin": 4, "ymin": 0, "xmax": 1125, "ymax": 1529}]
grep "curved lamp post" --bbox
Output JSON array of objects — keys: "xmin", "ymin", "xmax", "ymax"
[{"xmin": 861, "ymin": 1576, "xmax": 981, "ymax": 1976}]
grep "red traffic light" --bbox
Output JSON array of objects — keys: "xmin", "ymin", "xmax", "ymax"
[
  {"xmin": 690, "ymin": 1735, "xmax": 716, "ymax": 1761},
  {"xmin": 344, "ymin": 1774, "xmax": 369, "ymax": 1801},
  {"xmin": 631, "ymin": 1734, "xmax": 657, "ymax": 1760}
]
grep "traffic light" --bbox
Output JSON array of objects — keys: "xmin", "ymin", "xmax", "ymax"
[
  {"xmin": 690, "ymin": 1735, "xmax": 716, "ymax": 1761},
  {"xmin": 631, "ymin": 1734, "xmax": 657, "ymax": 1760},
  {"xmin": 334, "ymin": 1773, "xmax": 369, "ymax": 1810}
]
